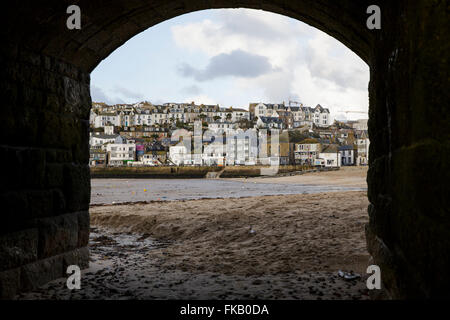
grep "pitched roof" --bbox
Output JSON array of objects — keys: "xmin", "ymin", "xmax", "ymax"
[
  {"xmin": 259, "ymin": 116, "xmax": 283, "ymax": 124},
  {"xmin": 339, "ymin": 145, "xmax": 355, "ymax": 151},
  {"xmin": 321, "ymin": 144, "xmax": 340, "ymax": 153},
  {"xmin": 299, "ymin": 138, "xmax": 319, "ymax": 144},
  {"xmin": 92, "ymin": 134, "xmax": 119, "ymax": 139}
]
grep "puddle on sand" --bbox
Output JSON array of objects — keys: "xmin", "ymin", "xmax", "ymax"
[{"xmin": 15, "ymin": 227, "xmax": 370, "ymax": 300}]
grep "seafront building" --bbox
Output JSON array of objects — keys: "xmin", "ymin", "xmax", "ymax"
[{"xmin": 89, "ymin": 101, "xmax": 368, "ymax": 168}]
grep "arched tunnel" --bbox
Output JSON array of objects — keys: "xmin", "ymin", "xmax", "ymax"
[{"xmin": 0, "ymin": 0, "xmax": 448, "ymax": 299}]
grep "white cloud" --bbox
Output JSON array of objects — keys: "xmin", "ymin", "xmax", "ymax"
[
  {"xmin": 183, "ymin": 94, "xmax": 218, "ymax": 106},
  {"xmin": 171, "ymin": 8, "xmax": 369, "ymax": 119},
  {"xmin": 91, "ymin": 85, "xmax": 126, "ymax": 105},
  {"xmin": 178, "ymin": 49, "xmax": 276, "ymax": 81},
  {"xmin": 113, "ymin": 85, "xmax": 143, "ymax": 101}
]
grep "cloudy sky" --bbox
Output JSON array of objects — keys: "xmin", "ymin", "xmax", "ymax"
[{"xmin": 91, "ymin": 9, "xmax": 369, "ymax": 120}]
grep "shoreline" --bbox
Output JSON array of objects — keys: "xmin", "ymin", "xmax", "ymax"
[
  {"xmin": 89, "ymin": 188, "xmax": 367, "ymax": 207},
  {"xmin": 90, "ymin": 167, "xmax": 368, "ymax": 205},
  {"xmin": 90, "ymin": 191, "xmax": 370, "ymax": 275},
  {"xmin": 16, "ymin": 168, "xmax": 371, "ymax": 300},
  {"xmin": 18, "ymin": 190, "xmax": 371, "ymax": 300},
  {"xmin": 90, "ymin": 165, "xmax": 339, "ymax": 179}
]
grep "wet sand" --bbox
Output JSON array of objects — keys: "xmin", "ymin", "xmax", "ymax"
[
  {"xmin": 90, "ymin": 191, "xmax": 370, "ymax": 275},
  {"xmin": 90, "ymin": 167, "xmax": 367, "ymax": 205},
  {"xmin": 17, "ymin": 167, "xmax": 372, "ymax": 300},
  {"xmin": 232, "ymin": 166, "xmax": 368, "ymax": 188},
  {"xmin": 18, "ymin": 190, "xmax": 371, "ymax": 300}
]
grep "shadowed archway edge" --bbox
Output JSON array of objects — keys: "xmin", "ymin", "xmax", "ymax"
[
  {"xmin": 1, "ymin": 0, "xmax": 449, "ymax": 300},
  {"xmin": 2, "ymin": 0, "xmax": 375, "ymax": 72}
]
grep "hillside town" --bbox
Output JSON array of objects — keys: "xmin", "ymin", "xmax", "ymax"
[{"xmin": 89, "ymin": 101, "xmax": 370, "ymax": 168}]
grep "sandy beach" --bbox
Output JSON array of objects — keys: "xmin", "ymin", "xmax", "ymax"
[
  {"xmin": 17, "ymin": 167, "xmax": 372, "ymax": 300},
  {"xmin": 232, "ymin": 166, "xmax": 368, "ymax": 188},
  {"xmin": 90, "ymin": 167, "xmax": 367, "ymax": 205},
  {"xmin": 90, "ymin": 191, "xmax": 369, "ymax": 275}
]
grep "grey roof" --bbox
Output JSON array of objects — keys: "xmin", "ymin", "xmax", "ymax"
[
  {"xmin": 92, "ymin": 134, "xmax": 119, "ymax": 139},
  {"xmin": 259, "ymin": 116, "xmax": 283, "ymax": 124},
  {"xmin": 339, "ymin": 145, "xmax": 355, "ymax": 151},
  {"xmin": 321, "ymin": 144, "xmax": 340, "ymax": 153}
]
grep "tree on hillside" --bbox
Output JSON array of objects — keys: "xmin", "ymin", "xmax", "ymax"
[
  {"xmin": 238, "ymin": 119, "xmax": 253, "ymax": 129},
  {"xmin": 175, "ymin": 120, "xmax": 185, "ymax": 129}
]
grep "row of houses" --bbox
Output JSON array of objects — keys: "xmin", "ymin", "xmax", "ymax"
[
  {"xmin": 294, "ymin": 133, "xmax": 370, "ymax": 167},
  {"xmin": 89, "ymin": 101, "xmax": 367, "ymax": 167},
  {"xmin": 89, "ymin": 133, "xmax": 168, "ymax": 167},
  {"xmin": 90, "ymin": 101, "xmax": 332, "ymax": 131},
  {"xmin": 90, "ymin": 101, "xmax": 250, "ymax": 128},
  {"xmin": 89, "ymin": 126, "xmax": 369, "ymax": 168},
  {"xmin": 250, "ymin": 103, "xmax": 331, "ymax": 129}
]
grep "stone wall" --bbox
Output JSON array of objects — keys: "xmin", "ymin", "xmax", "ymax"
[
  {"xmin": 0, "ymin": 43, "xmax": 91, "ymax": 298},
  {"xmin": 366, "ymin": 0, "xmax": 450, "ymax": 299}
]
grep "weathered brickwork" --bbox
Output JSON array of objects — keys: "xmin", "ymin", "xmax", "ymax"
[
  {"xmin": 365, "ymin": 1, "xmax": 450, "ymax": 299},
  {"xmin": 0, "ymin": 44, "xmax": 91, "ymax": 298},
  {"xmin": 0, "ymin": 0, "xmax": 448, "ymax": 299}
]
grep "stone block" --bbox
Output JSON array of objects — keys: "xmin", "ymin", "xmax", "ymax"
[
  {"xmin": 52, "ymin": 189, "xmax": 67, "ymax": 215},
  {"xmin": 63, "ymin": 164, "xmax": 90, "ymax": 212},
  {"xmin": 0, "ymin": 229, "xmax": 38, "ymax": 271},
  {"xmin": 365, "ymin": 224, "xmax": 401, "ymax": 298},
  {"xmin": 44, "ymin": 93, "xmax": 61, "ymax": 114},
  {"xmin": 45, "ymin": 163, "xmax": 64, "ymax": 188},
  {"xmin": 36, "ymin": 213, "xmax": 79, "ymax": 259},
  {"xmin": 62, "ymin": 247, "xmax": 89, "ymax": 270},
  {"xmin": 20, "ymin": 255, "xmax": 63, "ymax": 292},
  {"xmin": 367, "ymin": 155, "xmax": 389, "ymax": 204},
  {"xmin": 38, "ymin": 111, "xmax": 62, "ymax": 148},
  {"xmin": 0, "ymin": 191, "xmax": 31, "ymax": 234},
  {"xmin": 0, "ymin": 268, "xmax": 21, "ymax": 299},
  {"xmin": 26, "ymin": 190, "xmax": 54, "ymax": 219},
  {"xmin": 77, "ymin": 211, "xmax": 90, "ymax": 248}
]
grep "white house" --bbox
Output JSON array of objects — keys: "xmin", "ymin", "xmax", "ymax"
[
  {"xmin": 93, "ymin": 112, "xmax": 120, "ymax": 128},
  {"xmin": 207, "ymin": 122, "xmax": 238, "ymax": 135},
  {"xmin": 356, "ymin": 131, "xmax": 370, "ymax": 166},
  {"xmin": 226, "ymin": 130, "xmax": 259, "ymax": 165},
  {"xmin": 256, "ymin": 117, "xmax": 284, "ymax": 129},
  {"xmin": 230, "ymin": 109, "xmax": 250, "ymax": 122},
  {"xmin": 317, "ymin": 144, "xmax": 341, "ymax": 167},
  {"xmin": 202, "ymin": 142, "xmax": 226, "ymax": 166},
  {"xmin": 90, "ymin": 133, "xmax": 124, "ymax": 148},
  {"xmin": 140, "ymin": 154, "xmax": 159, "ymax": 166},
  {"xmin": 339, "ymin": 145, "xmax": 356, "ymax": 166},
  {"xmin": 312, "ymin": 105, "xmax": 331, "ymax": 127},
  {"xmin": 295, "ymin": 139, "xmax": 321, "ymax": 165},
  {"xmin": 169, "ymin": 141, "xmax": 192, "ymax": 166},
  {"xmin": 106, "ymin": 143, "xmax": 136, "ymax": 166},
  {"xmin": 254, "ymin": 103, "xmax": 284, "ymax": 118},
  {"xmin": 104, "ymin": 125, "xmax": 114, "ymax": 135}
]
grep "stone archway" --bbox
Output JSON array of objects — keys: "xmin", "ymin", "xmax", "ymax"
[{"xmin": 0, "ymin": 0, "xmax": 448, "ymax": 299}]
